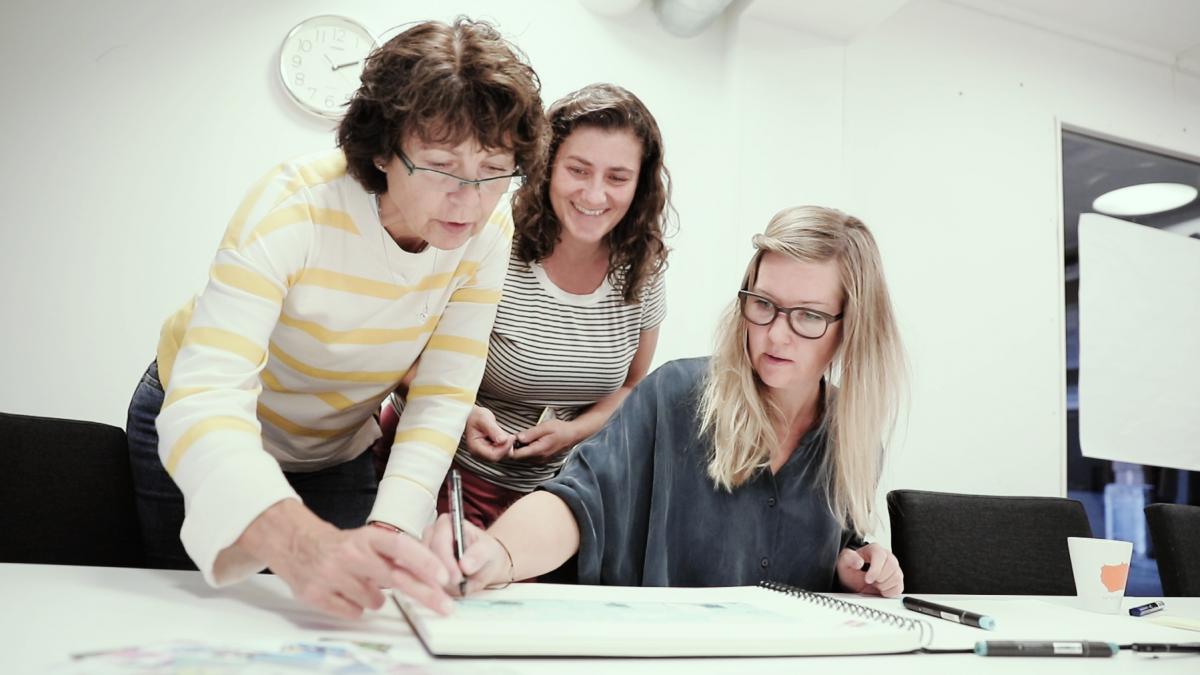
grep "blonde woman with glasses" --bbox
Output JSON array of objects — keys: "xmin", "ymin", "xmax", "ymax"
[{"xmin": 427, "ymin": 205, "xmax": 907, "ymax": 596}]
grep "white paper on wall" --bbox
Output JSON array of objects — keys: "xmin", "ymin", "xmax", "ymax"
[{"xmin": 1078, "ymin": 213, "xmax": 1200, "ymax": 471}]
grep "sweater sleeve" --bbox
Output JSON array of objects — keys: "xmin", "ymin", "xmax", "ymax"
[
  {"xmin": 368, "ymin": 204, "xmax": 514, "ymax": 534},
  {"xmin": 539, "ymin": 362, "xmax": 692, "ymax": 585},
  {"xmin": 155, "ymin": 162, "xmax": 325, "ymax": 586}
]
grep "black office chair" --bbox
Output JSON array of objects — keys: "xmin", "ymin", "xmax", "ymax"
[
  {"xmin": 0, "ymin": 412, "xmax": 145, "ymax": 567},
  {"xmin": 1145, "ymin": 503, "xmax": 1200, "ymax": 596},
  {"xmin": 887, "ymin": 489, "xmax": 1093, "ymax": 595}
]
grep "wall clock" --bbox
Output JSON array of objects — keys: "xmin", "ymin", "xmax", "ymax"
[{"xmin": 279, "ymin": 15, "xmax": 377, "ymax": 119}]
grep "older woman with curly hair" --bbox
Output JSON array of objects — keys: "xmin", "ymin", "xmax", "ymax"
[
  {"xmin": 379, "ymin": 82, "xmax": 672, "ymax": 529},
  {"xmin": 124, "ymin": 17, "xmax": 545, "ymax": 619}
]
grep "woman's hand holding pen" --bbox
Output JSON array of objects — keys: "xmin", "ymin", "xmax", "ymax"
[
  {"xmin": 463, "ymin": 406, "xmax": 515, "ymax": 461},
  {"xmin": 236, "ymin": 500, "xmax": 455, "ymax": 619},
  {"xmin": 836, "ymin": 543, "xmax": 905, "ymax": 597},
  {"xmin": 424, "ymin": 513, "xmax": 513, "ymax": 596}
]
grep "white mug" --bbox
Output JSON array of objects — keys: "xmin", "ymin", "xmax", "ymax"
[{"xmin": 1067, "ymin": 536, "xmax": 1132, "ymax": 614}]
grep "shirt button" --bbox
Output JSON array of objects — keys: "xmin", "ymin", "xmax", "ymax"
[
  {"xmin": 767, "ymin": 497, "xmax": 777, "ymax": 507},
  {"xmin": 760, "ymin": 557, "xmax": 769, "ymax": 568}
]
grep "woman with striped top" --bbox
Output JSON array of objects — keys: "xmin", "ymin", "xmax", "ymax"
[
  {"xmin": 123, "ymin": 18, "xmax": 545, "ymax": 619},
  {"xmin": 379, "ymin": 83, "xmax": 672, "ymax": 528}
]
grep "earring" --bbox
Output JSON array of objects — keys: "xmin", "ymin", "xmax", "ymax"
[{"xmin": 376, "ymin": 162, "xmax": 387, "ymax": 172}]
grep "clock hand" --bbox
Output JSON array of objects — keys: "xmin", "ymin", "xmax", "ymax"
[
  {"xmin": 332, "ymin": 59, "xmax": 362, "ymax": 71},
  {"xmin": 323, "ymin": 53, "xmax": 336, "ymax": 70}
]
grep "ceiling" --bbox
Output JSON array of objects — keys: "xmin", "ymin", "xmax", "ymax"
[
  {"xmin": 740, "ymin": 0, "xmax": 1200, "ymax": 71},
  {"xmin": 733, "ymin": 0, "xmax": 1200, "ymax": 256},
  {"xmin": 729, "ymin": 1, "xmax": 1200, "ymax": 246},
  {"xmin": 960, "ymin": 0, "xmax": 1200, "ymax": 65},
  {"xmin": 738, "ymin": 0, "xmax": 908, "ymax": 41}
]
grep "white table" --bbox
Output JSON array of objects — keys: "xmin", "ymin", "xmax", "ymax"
[{"xmin": 1, "ymin": 563, "xmax": 1196, "ymax": 673}]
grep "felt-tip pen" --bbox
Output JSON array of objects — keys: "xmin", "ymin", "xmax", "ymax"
[
  {"xmin": 975, "ymin": 641, "xmax": 1118, "ymax": 657},
  {"xmin": 1128, "ymin": 600, "xmax": 1165, "ymax": 617},
  {"xmin": 1130, "ymin": 643, "xmax": 1200, "ymax": 653},
  {"xmin": 448, "ymin": 470, "xmax": 467, "ymax": 596},
  {"xmin": 902, "ymin": 596, "xmax": 995, "ymax": 630}
]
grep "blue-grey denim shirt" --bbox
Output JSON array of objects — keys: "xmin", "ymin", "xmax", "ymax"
[{"xmin": 542, "ymin": 357, "xmax": 859, "ymax": 589}]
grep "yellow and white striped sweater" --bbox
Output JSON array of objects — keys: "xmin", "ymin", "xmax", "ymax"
[{"xmin": 155, "ymin": 150, "xmax": 511, "ymax": 585}]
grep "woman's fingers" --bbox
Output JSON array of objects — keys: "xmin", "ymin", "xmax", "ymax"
[
  {"xmin": 391, "ymin": 565, "xmax": 455, "ymax": 615},
  {"xmin": 318, "ymin": 591, "xmax": 366, "ymax": 620},
  {"xmin": 334, "ymin": 572, "xmax": 387, "ymax": 612},
  {"xmin": 861, "ymin": 547, "xmax": 889, "ymax": 585},
  {"xmin": 375, "ymin": 522, "xmax": 453, "ymax": 588},
  {"xmin": 854, "ymin": 544, "xmax": 905, "ymax": 597}
]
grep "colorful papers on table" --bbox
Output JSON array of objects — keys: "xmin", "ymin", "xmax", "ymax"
[{"xmin": 54, "ymin": 639, "xmax": 513, "ymax": 674}]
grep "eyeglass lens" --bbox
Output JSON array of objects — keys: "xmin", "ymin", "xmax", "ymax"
[{"xmin": 741, "ymin": 294, "xmax": 829, "ymax": 339}]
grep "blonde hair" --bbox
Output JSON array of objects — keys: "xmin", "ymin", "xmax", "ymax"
[{"xmin": 698, "ymin": 206, "xmax": 905, "ymax": 537}]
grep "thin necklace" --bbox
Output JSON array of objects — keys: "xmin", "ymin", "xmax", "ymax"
[{"xmin": 375, "ymin": 193, "xmax": 435, "ymax": 322}]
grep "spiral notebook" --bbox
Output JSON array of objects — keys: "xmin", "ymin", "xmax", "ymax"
[{"xmin": 394, "ymin": 582, "xmax": 931, "ymax": 657}]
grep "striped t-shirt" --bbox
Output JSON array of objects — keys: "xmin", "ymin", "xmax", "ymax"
[
  {"xmin": 154, "ymin": 150, "xmax": 512, "ymax": 585},
  {"xmin": 393, "ymin": 245, "xmax": 666, "ymax": 492}
]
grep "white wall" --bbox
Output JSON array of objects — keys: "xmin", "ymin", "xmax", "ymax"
[
  {"xmin": 2, "ymin": 0, "xmax": 1198, "ymax": 521},
  {"xmin": 839, "ymin": 0, "xmax": 1200, "ymax": 504},
  {"xmin": 0, "ymin": 0, "xmax": 731, "ymax": 427}
]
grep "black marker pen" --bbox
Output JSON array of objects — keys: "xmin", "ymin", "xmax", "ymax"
[
  {"xmin": 902, "ymin": 596, "xmax": 995, "ymax": 630},
  {"xmin": 1130, "ymin": 643, "xmax": 1200, "ymax": 653},
  {"xmin": 976, "ymin": 641, "xmax": 1118, "ymax": 657}
]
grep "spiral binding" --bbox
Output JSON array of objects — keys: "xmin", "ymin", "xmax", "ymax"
[{"xmin": 758, "ymin": 580, "xmax": 934, "ymax": 648}]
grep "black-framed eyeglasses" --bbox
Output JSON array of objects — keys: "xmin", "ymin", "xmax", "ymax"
[
  {"xmin": 397, "ymin": 151, "xmax": 524, "ymax": 195},
  {"xmin": 737, "ymin": 290, "xmax": 843, "ymax": 340}
]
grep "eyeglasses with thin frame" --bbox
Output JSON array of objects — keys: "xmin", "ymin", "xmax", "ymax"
[
  {"xmin": 737, "ymin": 290, "xmax": 843, "ymax": 340},
  {"xmin": 397, "ymin": 151, "xmax": 524, "ymax": 195}
]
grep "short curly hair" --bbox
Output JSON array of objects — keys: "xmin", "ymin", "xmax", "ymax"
[
  {"xmin": 513, "ymin": 83, "xmax": 672, "ymax": 305},
  {"xmin": 337, "ymin": 17, "xmax": 545, "ymax": 195}
]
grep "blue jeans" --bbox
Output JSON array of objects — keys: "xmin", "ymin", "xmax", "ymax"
[{"xmin": 126, "ymin": 361, "xmax": 378, "ymax": 570}]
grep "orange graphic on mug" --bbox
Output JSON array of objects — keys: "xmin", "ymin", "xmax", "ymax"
[{"xmin": 1099, "ymin": 563, "xmax": 1129, "ymax": 592}]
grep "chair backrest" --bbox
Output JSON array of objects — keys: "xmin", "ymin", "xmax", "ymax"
[
  {"xmin": 0, "ymin": 412, "xmax": 145, "ymax": 567},
  {"xmin": 887, "ymin": 489, "xmax": 1093, "ymax": 595},
  {"xmin": 1145, "ymin": 503, "xmax": 1200, "ymax": 596}
]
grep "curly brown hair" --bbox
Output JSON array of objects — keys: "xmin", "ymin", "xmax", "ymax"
[
  {"xmin": 337, "ymin": 17, "xmax": 545, "ymax": 195},
  {"xmin": 512, "ymin": 83, "xmax": 672, "ymax": 304}
]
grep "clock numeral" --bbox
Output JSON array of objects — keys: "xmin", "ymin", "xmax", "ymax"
[{"xmin": 282, "ymin": 16, "xmax": 376, "ymax": 118}]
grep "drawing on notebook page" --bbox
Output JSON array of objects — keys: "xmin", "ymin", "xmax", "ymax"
[{"xmin": 394, "ymin": 582, "xmax": 930, "ymax": 657}]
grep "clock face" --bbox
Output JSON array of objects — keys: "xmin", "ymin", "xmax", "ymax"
[{"xmin": 279, "ymin": 15, "xmax": 377, "ymax": 119}]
